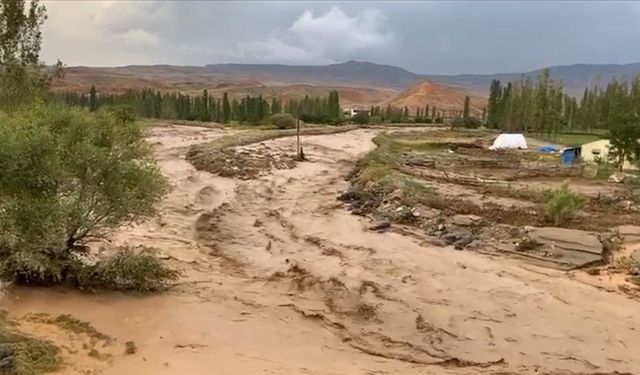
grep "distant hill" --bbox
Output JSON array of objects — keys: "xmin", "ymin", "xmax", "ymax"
[
  {"xmin": 427, "ymin": 63, "xmax": 640, "ymax": 97},
  {"xmin": 52, "ymin": 61, "xmax": 640, "ymax": 101},
  {"xmin": 380, "ymin": 80, "xmax": 487, "ymax": 116}
]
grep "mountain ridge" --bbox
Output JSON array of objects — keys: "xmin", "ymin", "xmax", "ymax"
[{"xmin": 52, "ymin": 60, "xmax": 640, "ymax": 98}]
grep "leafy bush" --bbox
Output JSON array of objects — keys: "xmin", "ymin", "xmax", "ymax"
[
  {"xmin": 76, "ymin": 247, "xmax": 179, "ymax": 292},
  {"xmin": 352, "ymin": 111, "xmax": 369, "ymax": 125},
  {"xmin": 595, "ymin": 162, "xmax": 615, "ymax": 180},
  {"xmin": 270, "ymin": 113, "xmax": 296, "ymax": 129},
  {"xmin": 545, "ymin": 182, "xmax": 584, "ymax": 225},
  {"xmin": 0, "ymin": 104, "xmax": 169, "ymax": 286},
  {"xmin": 414, "ymin": 116, "xmax": 433, "ymax": 124},
  {"xmin": 451, "ymin": 117, "xmax": 482, "ymax": 129},
  {"xmin": 368, "ymin": 115, "xmax": 382, "ymax": 125},
  {"xmin": 103, "ymin": 104, "xmax": 137, "ymax": 125}
]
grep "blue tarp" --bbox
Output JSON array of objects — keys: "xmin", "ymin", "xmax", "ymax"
[
  {"xmin": 561, "ymin": 147, "xmax": 581, "ymax": 165},
  {"xmin": 537, "ymin": 145, "xmax": 558, "ymax": 153}
]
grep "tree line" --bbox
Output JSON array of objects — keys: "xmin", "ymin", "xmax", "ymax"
[
  {"xmin": 486, "ymin": 69, "xmax": 572, "ymax": 137},
  {"xmin": 485, "ymin": 68, "xmax": 640, "ymax": 136},
  {"xmin": 57, "ymin": 86, "xmax": 343, "ymax": 125},
  {"xmin": 364, "ymin": 104, "xmax": 468, "ymax": 124},
  {"xmin": 486, "ymin": 69, "xmax": 640, "ymax": 168}
]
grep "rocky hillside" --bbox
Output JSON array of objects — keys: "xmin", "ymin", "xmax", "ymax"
[
  {"xmin": 51, "ymin": 61, "xmax": 640, "ymax": 102},
  {"xmin": 380, "ymin": 80, "xmax": 487, "ymax": 116}
]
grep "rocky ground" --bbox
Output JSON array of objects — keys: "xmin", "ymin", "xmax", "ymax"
[{"xmin": 1, "ymin": 124, "xmax": 639, "ymax": 375}]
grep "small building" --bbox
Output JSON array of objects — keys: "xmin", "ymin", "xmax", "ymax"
[
  {"xmin": 581, "ymin": 139, "xmax": 635, "ymax": 170},
  {"xmin": 343, "ymin": 108, "xmax": 370, "ymax": 118}
]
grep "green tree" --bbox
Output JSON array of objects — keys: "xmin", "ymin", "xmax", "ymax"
[
  {"xmin": 327, "ymin": 90, "xmax": 341, "ymax": 123},
  {"xmin": 0, "ymin": 104, "xmax": 169, "ymax": 285},
  {"xmin": 271, "ymin": 97, "xmax": 282, "ymax": 114},
  {"xmin": 0, "ymin": 0, "xmax": 61, "ymax": 109},
  {"xmin": 487, "ymin": 80, "xmax": 502, "ymax": 128},
  {"xmin": 463, "ymin": 96, "xmax": 470, "ymax": 121},
  {"xmin": 89, "ymin": 84, "xmax": 97, "ymax": 112},
  {"xmin": 222, "ymin": 92, "xmax": 231, "ymax": 123}
]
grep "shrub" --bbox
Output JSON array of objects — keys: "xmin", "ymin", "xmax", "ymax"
[
  {"xmin": 451, "ymin": 117, "xmax": 482, "ymax": 129},
  {"xmin": 270, "ymin": 113, "xmax": 296, "ymax": 129},
  {"xmin": 76, "ymin": 247, "xmax": 179, "ymax": 292},
  {"xmin": 0, "ymin": 104, "xmax": 169, "ymax": 286},
  {"xmin": 103, "ymin": 104, "xmax": 137, "ymax": 125},
  {"xmin": 545, "ymin": 182, "xmax": 584, "ymax": 225},
  {"xmin": 368, "ymin": 115, "xmax": 382, "ymax": 125},
  {"xmin": 595, "ymin": 162, "xmax": 615, "ymax": 180},
  {"xmin": 352, "ymin": 111, "xmax": 369, "ymax": 125}
]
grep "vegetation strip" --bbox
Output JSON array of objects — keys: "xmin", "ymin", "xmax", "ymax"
[
  {"xmin": 186, "ymin": 125, "xmax": 361, "ymax": 175},
  {"xmin": 0, "ymin": 313, "xmax": 61, "ymax": 375}
]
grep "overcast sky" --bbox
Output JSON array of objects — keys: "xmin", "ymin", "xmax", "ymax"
[{"xmin": 40, "ymin": 1, "xmax": 640, "ymax": 75}]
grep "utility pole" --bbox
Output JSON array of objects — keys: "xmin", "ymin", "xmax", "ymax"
[{"xmin": 296, "ymin": 117, "xmax": 304, "ymax": 161}]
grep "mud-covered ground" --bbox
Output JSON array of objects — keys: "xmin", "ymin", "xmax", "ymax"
[{"xmin": 1, "ymin": 124, "xmax": 639, "ymax": 375}]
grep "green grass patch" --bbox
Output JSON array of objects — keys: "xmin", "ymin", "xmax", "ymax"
[
  {"xmin": 536, "ymin": 132, "xmax": 604, "ymax": 146},
  {"xmin": 0, "ymin": 312, "xmax": 61, "ymax": 375},
  {"xmin": 45, "ymin": 314, "xmax": 110, "ymax": 342},
  {"xmin": 347, "ymin": 132, "xmax": 446, "ymax": 215}
]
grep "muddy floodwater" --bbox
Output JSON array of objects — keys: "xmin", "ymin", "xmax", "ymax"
[{"xmin": 2, "ymin": 124, "xmax": 639, "ymax": 375}]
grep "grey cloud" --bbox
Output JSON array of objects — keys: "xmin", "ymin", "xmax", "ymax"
[{"xmin": 41, "ymin": 1, "xmax": 640, "ymax": 74}]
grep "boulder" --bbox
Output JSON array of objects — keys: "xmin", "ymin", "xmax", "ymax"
[
  {"xmin": 0, "ymin": 344, "xmax": 13, "ymax": 372},
  {"xmin": 441, "ymin": 231, "xmax": 473, "ymax": 245},
  {"xmin": 525, "ymin": 227, "xmax": 604, "ymax": 268},
  {"xmin": 337, "ymin": 187, "xmax": 360, "ymax": 203},
  {"xmin": 369, "ymin": 220, "xmax": 391, "ymax": 231},
  {"xmin": 424, "ymin": 236, "xmax": 447, "ymax": 247},
  {"xmin": 451, "ymin": 214, "xmax": 482, "ymax": 227},
  {"xmin": 631, "ymin": 249, "xmax": 640, "ymax": 264},
  {"xmin": 616, "ymin": 225, "xmax": 640, "ymax": 244},
  {"xmin": 454, "ymin": 234, "xmax": 475, "ymax": 250},
  {"xmin": 413, "ymin": 207, "xmax": 440, "ymax": 220},
  {"xmin": 608, "ymin": 172, "xmax": 634, "ymax": 183}
]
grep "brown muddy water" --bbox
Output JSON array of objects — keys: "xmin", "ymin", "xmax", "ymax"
[{"xmin": 2, "ymin": 124, "xmax": 639, "ymax": 375}]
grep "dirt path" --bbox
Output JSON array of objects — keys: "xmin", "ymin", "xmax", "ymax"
[{"xmin": 2, "ymin": 124, "xmax": 639, "ymax": 374}]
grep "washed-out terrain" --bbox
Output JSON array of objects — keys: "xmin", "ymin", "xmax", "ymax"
[{"xmin": 2, "ymin": 123, "xmax": 639, "ymax": 375}]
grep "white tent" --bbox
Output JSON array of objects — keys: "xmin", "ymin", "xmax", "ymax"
[{"xmin": 489, "ymin": 134, "xmax": 527, "ymax": 150}]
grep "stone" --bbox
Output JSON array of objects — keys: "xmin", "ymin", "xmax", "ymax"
[
  {"xmin": 608, "ymin": 172, "xmax": 633, "ymax": 183},
  {"xmin": 424, "ymin": 236, "xmax": 447, "ymax": 247},
  {"xmin": 616, "ymin": 225, "xmax": 640, "ymax": 244},
  {"xmin": 442, "ymin": 232, "xmax": 460, "ymax": 245},
  {"xmin": 525, "ymin": 227, "xmax": 604, "ymax": 268},
  {"xmin": 451, "ymin": 214, "xmax": 482, "ymax": 227},
  {"xmin": 337, "ymin": 187, "xmax": 359, "ymax": 202},
  {"xmin": 0, "ymin": 344, "xmax": 13, "ymax": 371},
  {"xmin": 454, "ymin": 234, "xmax": 475, "ymax": 250},
  {"xmin": 413, "ymin": 207, "xmax": 440, "ymax": 220},
  {"xmin": 631, "ymin": 249, "xmax": 640, "ymax": 264},
  {"xmin": 369, "ymin": 220, "xmax": 391, "ymax": 231}
]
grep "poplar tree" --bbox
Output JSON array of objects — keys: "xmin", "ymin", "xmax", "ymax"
[
  {"xmin": 89, "ymin": 84, "xmax": 97, "ymax": 112},
  {"xmin": 222, "ymin": 92, "xmax": 231, "ymax": 123}
]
